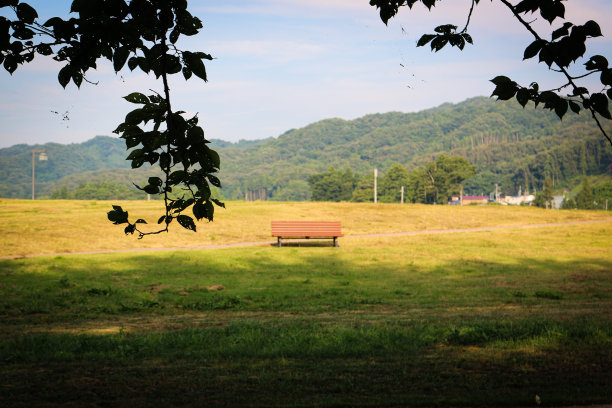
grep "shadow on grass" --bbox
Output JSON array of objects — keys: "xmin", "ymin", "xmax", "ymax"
[{"xmin": 0, "ymin": 249, "xmax": 611, "ymax": 407}]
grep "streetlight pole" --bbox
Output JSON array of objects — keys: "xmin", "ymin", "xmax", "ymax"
[
  {"xmin": 31, "ymin": 149, "xmax": 48, "ymax": 200},
  {"xmin": 374, "ymin": 168, "xmax": 378, "ymax": 204}
]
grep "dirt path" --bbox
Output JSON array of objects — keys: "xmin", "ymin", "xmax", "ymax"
[{"xmin": 1, "ymin": 218, "xmax": 610, "ymax": 260}]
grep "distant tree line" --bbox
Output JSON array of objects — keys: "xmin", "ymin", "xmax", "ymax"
[
  {"xmin": 307, "ymin": 155, "xmax": 475, "ymax": 204},
  {"xmin": 3, "ymin": 99, "xmax": 610, "ymax": 201},
  {"xmin": 51, "ymin": 182, "xmax": 146, "ymax": 200}
]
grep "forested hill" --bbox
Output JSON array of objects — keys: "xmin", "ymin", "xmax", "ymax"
[{"xmin": 1, "ymin": 96, "xmax": 610, "ymax": 199}]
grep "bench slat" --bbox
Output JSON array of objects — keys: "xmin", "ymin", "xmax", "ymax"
[
  {"xmin": 271, "ymin": 221, "xmax": 343, "ymax": 250},
  {"xmin": 271, "ymin": 221, "xmax": 343, "ymax": 238}
]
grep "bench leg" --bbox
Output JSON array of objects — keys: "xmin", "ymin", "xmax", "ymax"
[
  {"xmin": 278, "ymin": 237, "xmax": 282, "ymax": 247},
  {"xmin": 333, "ymin": 237, "xmax": 338, "ymax": 247}
]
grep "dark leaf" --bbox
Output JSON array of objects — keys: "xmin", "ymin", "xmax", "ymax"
[
  {"xmin": 207, "ymin": 148, "xmax": 220, "ymax": 169},
  {"xmin": 36, "ymin": 44, "xmax": 53, "ymax": 55},
  {"xmin": 515, "ymin": 0, "xmax": 538, "ymax": 14},
  {"xmin": 124, "ymin": 224, "xmax": 136, "ymax": 235},
  {"xmin": 126, "ymin": 148, "xmax": 143, "ymax": 160},
  {"xmin": 590, "ymin": 93, "xmax": 611, "ymax": 119},
  {"xmin": 430, "ymin": 36, "xmax": 448, "ymax": 52},
  {"xmin": 113, "ymin": 46, "xmax": 130, "ymax": 72},
  {"xmin": 192, "ymin": 200, "xmax": 207, "ymax": 220},
  {"xmin": 538, "ymin": 46, "xmax": 554, "ymax": 67},
  {"xmin": 416, "ymin": 34, "xmax": 435, "ymax": 47},
  {"xmin": 158, "ymin": 215, "xmax": 166, "ymax": 224},
  {"xmin": 490, "ymin": 75, "xmax": 512, "ymax": 86},
  {"xmin": 177, "ymin": 215, "xmax": 196, "ymax": 231},
  {"xmin": 168, "ymin": 170, "xmax": 186, "ymax": 185},
  {"xmin": 3, "ymin": 54, "xmax": 17, "ymax": 74},
  {"xmin": 131, "ymin": 158, "xmax": 145, "ymax": 169},
  {"xmin": 552, "ymin": 22, "xmax": 572, "ymax": 41},
  {"xmin": 211, "ymin": 198, "xmax": 225, "ymax": 208},
  {"xmin": 491, "ymin": 80, "xmax": 518, "ymax": 101},
  {"xmin": 600, "ymin": 69, "xmax": 612, "ymax": 86},
  {"xmin": 187, "ymin": 125, "xmax": 204, "ymax": 143},
  {"xmin": 585, "ymin": 55, "xmax": 608, "ymax": 71},
  {"xmin": 160, "ymin": 152, "xmax": 171, "ymax": 170},
  {"xmin": 13, "ymin": 26, "xmax": 34, "ymax": 39},
  {"xmin": 523, "ymin": 39, "xmax": 545, "ymax": 60},
  {"xmin": 123, "ymin": 92, "xmax": 149, "ymax": 104},
  {"xmin": 107, "ymin": 207, "xmax": 129, "ymax": 224},
  {"xmin": 0, "ymin": 0, "xmax": 19, "ymax": 7},
  {"xmin": 583, "ymin": 20, "xmax": 602, "ymax": 38},
  {"xmin": 207, "ymin": 174, "xmax": 222, "ymax": 188},
  {"xmin": 16, "ymin": 3, "xmax": 38, "ymax": 24},
  {"xmin": 572, "ymin": 87, "xmax": 588, "ymax": 96},
  {"xmin": 185, "ymin": 51, "xmax": 207, "ymax": 81},
  {"xmin": 148, "ymin": 177, "xmax": 163, "ymax": 187},
  {"xmin": 43, "ymin": 16, "xmax": 63, "ymax": 28},
  {"xmin": 434, "ymin": 24, "xmax": 456, "ymax": 34},
  {"xmin": 169, "ymin": 28, "xmax": 180, "ymax": 44},
  {"xmin": 127, "ymin": 56, "xmax": 139, "ymax": 71},
  {"xmin": 516, "ymin": 88, "xmax": 530, "ymax": 107},
  {"xmin": 569, "ymin": 100, "xmax": 581, "ymax": 114},
  {"xmin": 554, "ymin": 98, "xmax": 568, "ymax": 119},
  {"xmin": 143, "ymin": 185, "xmax": 160, "ymax": 195},
  {"xmin": 58, "ymin": 65, "xmax": 71, "ymax": 88},
  {"xmin": 72, "ymin": 72, "xmax": 82, "ymax": 88}
]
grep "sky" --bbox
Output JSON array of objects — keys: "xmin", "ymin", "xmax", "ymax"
[{"xmin": 1, "ymin": 0, "xmax": 611, "ymax": 148}]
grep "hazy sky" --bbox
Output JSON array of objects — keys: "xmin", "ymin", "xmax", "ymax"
[{"xmin": 1, "ymin": 0, "xmax": 611, "ymax": 148}]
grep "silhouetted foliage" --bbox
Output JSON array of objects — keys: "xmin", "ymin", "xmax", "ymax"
[
  {"xmin": 368, "ymin": 0, "xmax": 612, "ymax": 145},
  {"xmin": 1, "ymin": 0, "xmax": 222, "ymax": 238}
]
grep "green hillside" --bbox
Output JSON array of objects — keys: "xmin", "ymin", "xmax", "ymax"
[{"xmin": 1, "ymin": 97, "xmax": 610, "ymax": 200}]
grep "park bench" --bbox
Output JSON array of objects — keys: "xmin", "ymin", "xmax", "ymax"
[{"xmin": 271, "ymin": 221, "xmax": 343, "ymax": 247}]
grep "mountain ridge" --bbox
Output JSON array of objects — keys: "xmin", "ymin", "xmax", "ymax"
[{"xmin": 1, "ymin": 96, "xmax": 610, "ymax": 200}]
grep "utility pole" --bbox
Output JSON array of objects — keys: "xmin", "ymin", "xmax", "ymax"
[
  {"xmin": 400, "ymin": 186, "xmax": 404, "ymax": 204},
  {"xmin": 31, "ymin": 149, "xmax": 48, "ymax": 200},
  {"xmin": 374, "ymin": 168, "xmax": 378, "ymax": 204}
]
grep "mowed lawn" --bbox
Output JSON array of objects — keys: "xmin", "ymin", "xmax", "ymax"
[{"xmin": 0, "ymin": 200, "xmax": 611, "ymax": 407}]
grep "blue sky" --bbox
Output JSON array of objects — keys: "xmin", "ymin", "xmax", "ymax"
[{"xmin": 1, "ymin": 0, "xmax": 611, "ymax": 148}]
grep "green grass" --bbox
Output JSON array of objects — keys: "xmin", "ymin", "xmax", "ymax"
[{"xmin": 0, "ymin": 205, "xmax": 611, "ymax": 407}]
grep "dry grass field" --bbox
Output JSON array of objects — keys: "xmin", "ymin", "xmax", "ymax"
[{"xmin": 0, "ymin": 199, "xmax": 610, "ymax": 257}]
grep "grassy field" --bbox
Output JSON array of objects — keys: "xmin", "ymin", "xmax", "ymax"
[
  {"xmin": 0, "ymin": 200, "xmax": 611, "ymax": 407},
  {"xmin": 0, "ymin": 198, "xmax": 610, "ymax": 257}
]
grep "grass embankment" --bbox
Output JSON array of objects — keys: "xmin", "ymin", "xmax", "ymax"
[{"xmin": 0, "ymin": 201, "xmax": 611, "ymax": 407}]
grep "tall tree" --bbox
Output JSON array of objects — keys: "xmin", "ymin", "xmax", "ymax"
[
  {"xmin": 380, "ymin": 163, "xmax": 410, "ymax": 203},
  {"xmin": 351, "ymin": 173, "xmax": 375, "ymax": 202},
  {"xmin": 369, "ymin": 0, "xmax": 612, "ymax": 146},
  {"xmin": 575, "ymin": 176, "xmax": 595, "ymax": 209},
  {"xmin": 534, "ymin": 176, "xmax": 554, "ymax": 208},
  {"xmin": 308, "ymin": 167, "xmax": 359, "ymax": 202},
  {"xmin": 1, "ymin": 0, "xmax": 223, "ymax": 238},
  {"xmin": 407, "ymin": 155, "xmax": 476, "ymax": 204}
]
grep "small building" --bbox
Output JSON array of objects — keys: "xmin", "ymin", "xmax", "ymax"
[{"xmin": 503, "ymin": 195, "xmax": 535, "ymax": 206}]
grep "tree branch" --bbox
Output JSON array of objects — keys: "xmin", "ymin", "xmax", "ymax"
[
  {"xmin": 497, "ymin": 0, "xmax": 611, "ymax": 146},
  {"xmin": 460, "ymin": 0, "xmax": 478, "ymax": 33}
]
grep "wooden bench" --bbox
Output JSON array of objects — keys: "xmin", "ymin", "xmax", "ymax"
[{"xmin": 271, "ymin": 221, "xmax": 343, "ymax": 247}]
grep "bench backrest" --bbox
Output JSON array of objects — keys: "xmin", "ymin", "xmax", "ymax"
[{"xmin": 271, "ymin": 221, "xmax": 343, "ymax": 238}]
